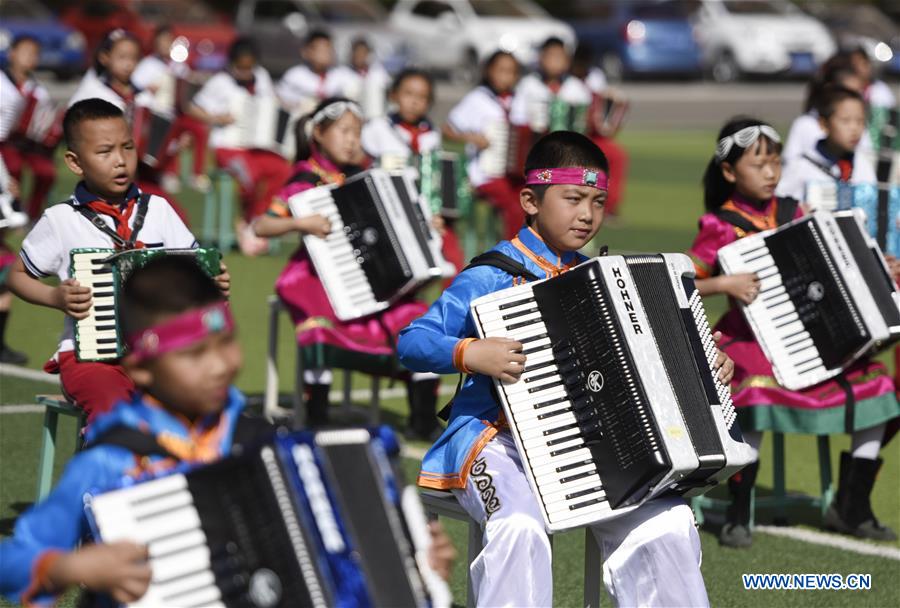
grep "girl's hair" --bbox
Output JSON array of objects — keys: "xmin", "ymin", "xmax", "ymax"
[
  {"xmin": 523, "ymin": 131, "xmax": 609, "ymax": 203},
  {"xmin": 228, "ymin": 36, "xmax": 258, "ymax": 64},
  {"xmin": 480, "ymin": 50, "xmax": 518, "ymax": 92},
  {"xmin": 93, "ymin": 28, "xmax": 141, "ymax": 76},
  {"xmin": 153, "ymin": 24, "xmax": 173, "ymax": 41},
  {"xmin": 702, "ymin": 116, "xmax": 782, "ymax": 211},
  {"xmin": 803, "ymin": 52, "xmax": 855, "ymax": 112},
  {"xmin": 293, "ymin": 96, "xmax": 361, "ymax": 161},
  {"xmin": 390, "ymin": 68, "xmax": 435, "ymax": 102}
]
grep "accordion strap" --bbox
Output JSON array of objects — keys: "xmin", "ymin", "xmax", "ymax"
[
  {"xmin": 714, "ymin": 197, "xmax": 799, "ymax": 235},
  {"xmin": 68, "ymin": 193, "xmax": 151, "ymax": 249}
]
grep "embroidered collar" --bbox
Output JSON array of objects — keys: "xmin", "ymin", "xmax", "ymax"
[
  {"xmin": 72, "ymin": 181, "xmax": 140, "ymax": 207},
  {"xmin": 307, "ymin": 146, "xmax": 348, "ymax": 185},
  {"xmin": 723, "ymin": 194, "xmax": 780, "ymax": 231},
  {"xmin": 511, "ymin": 225, "xmax": 580, "ymax": 277}
]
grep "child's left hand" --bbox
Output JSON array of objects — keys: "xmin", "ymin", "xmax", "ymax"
[
  {"xmin": 884, "ymin": 255, "xmax": 900, "ymax": 282},
  {"xmin": 712, "ymin": 331, "xmax": 735, "ymax": 384},
  {"xmin": 427, "ymin": 521, "xmax": 457, "ymax": 582},
  {"xmin": 215, "ymin": 262, "xmax": 231, "ymax": 298}
]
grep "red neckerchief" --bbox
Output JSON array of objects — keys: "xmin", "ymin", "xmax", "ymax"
[
  {"xmin": 13, "ymin": 79, "xmax": 38, "ymax": 136},
  {"xmin": 316, "ymin": 70, "xmax": 327, "ymax": 99},
  {"xmin": 837, "ymin": 159, "xmax": 853, "ymax": 182},
  {"xmin": 395, "ymin": 120, "xmax": 431, "ymax": 154},
  {"xmin": 84, "ymin": 197, "xmax": 145, "ymax": 249}
]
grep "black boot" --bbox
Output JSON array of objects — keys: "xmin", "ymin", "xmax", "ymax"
[
  {"xmin": 305, "ymin": 384, "xmax": 331, "ymax": 427},
  {"xmin": 719, "ymin": 460, "xmax": 759, "ymax": 548},
  {"xmin": 0, "ymin": 310, "xmax": 27, "ymax": 365},
  {"xmin": 406, "ymin": 378, "xmax": 441, "ymax": 441},
  {"xmin": 824, "ymin": 451, "xmax": 897, "ymax": 541}
]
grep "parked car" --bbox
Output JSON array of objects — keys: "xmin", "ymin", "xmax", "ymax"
[
  {"xmin": 801, "ymin": 2, "xmax": 900, "ymax": 77},
  {"xmin": 389, "ymin": 0, "xmax": 575, "ymax": 81},
  {"xmin": 556, "ymin": 0, "xmax": 703, "ymax": 82},
  {"xmin": 60, "ymin": 0, "xmax": 235, "ymax": 72},
  {"xmin": 693, "ymin": 0, "xmax": 836, "ymax": 82},
  {"xmin": 234, "ymin": 0, "xmax": 409, "ymax": 77},
  {"xmin": 0, "ymin": 0, "xmax": 87, "ymax": 79}
]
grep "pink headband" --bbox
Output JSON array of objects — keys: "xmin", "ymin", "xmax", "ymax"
[
  {"xmin": 525, "ymin": 167, "xmax": 609, "ymax": 191},
  {"xmin": 126, "ymin": 302, "xmax": 234, "ymax": 362}
]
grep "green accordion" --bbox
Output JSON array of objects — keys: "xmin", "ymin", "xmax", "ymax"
[
  {"xmin": 417, "ymin": 150, "xmax": 473, "ymax": 219},
  {"xmin": 70, "ymin": 247, "xmax": 221, "ymax": 362},
  {"xmin": 867, "ymin": 106, "xmax": 900, "ymax": 152},
  {"xmin": 548, "ymin": 99, "xmax": 589, "ymax": 134}
]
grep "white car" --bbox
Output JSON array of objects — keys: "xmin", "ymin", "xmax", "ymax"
[
  {"xmin": 389, "ymin": 0, "xmax": 575, "ymax": 81},
  {"xmin": 693, "ymin": 0, "xmax": 836, "ymax": 82}
]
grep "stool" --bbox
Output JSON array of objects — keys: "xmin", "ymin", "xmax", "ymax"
[
  {"xmin": 202, "ymin": 169, "xmax": 236, "ymax": 251},
  {"xmin": 263, "ymin": 296, "xmax": 382, "ymax": 427},
  {"xmin": 421, "ymin": 490, "xmax": 603, "ymax": 607},
  {"xmin": 691, "ymin": 432, "xmax": 834, "ymax": 527},
  {"xmin": 35, "ymin": 395, "xmax": 86, "ymax": 501}
]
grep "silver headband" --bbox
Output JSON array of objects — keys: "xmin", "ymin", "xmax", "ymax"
[
  {"xmin": 715, "ymin": 125, "xmax": 781, "ymax": 162},
  {"xmin": 304, "ymin": 100, "xmax": 363, "ymax": 137}
]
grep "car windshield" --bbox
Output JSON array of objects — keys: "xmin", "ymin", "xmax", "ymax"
[
  {"xmin": 134, "ymin": 1, "xmax": 219, "ymax": 24},
  {"xmin": 306, "ymin": 0, "xmax": 384, "ymax": 22},
  {"xmin": 722, "ymin": 1, "xmax": 790, "ymax": 15},
  {"xmin": 469, "ymin": 0, "xmax": 542, "ymax": 18},
  {"xmin": 0, "ymin": 0, "xmax": 50, "ymax": 19}
]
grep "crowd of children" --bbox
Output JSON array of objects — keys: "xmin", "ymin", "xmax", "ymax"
[{"xmin": 0, "ymin": 24, "xmax": 898, "ymax": 608}]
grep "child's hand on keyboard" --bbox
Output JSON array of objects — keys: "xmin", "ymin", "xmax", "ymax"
[
  {"xmin": 295, "ymin": 214, "xmax": 332, "ymax": 238},
  {"xmin": 56, "ymin": 279, "xmax": 92, "ymax": 319},
  {"xmin": 48, "ymin": 541, "xmax": 151, "ymax": 603},
  {"xmin": 723, "ymin": 272, "xmax": 760, "ymax": 305},
  {"xmin": 464, "ymin": 337, "xmax": 526, "ymax": 383}
]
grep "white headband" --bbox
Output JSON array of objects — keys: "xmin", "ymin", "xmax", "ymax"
[
  {"xmin": 715, "ymin": 124, "xmax": 781, "ymax": 162},
  {"xmin": 304, "ymin": 100, "xmax": 363, "ymax": 137}
]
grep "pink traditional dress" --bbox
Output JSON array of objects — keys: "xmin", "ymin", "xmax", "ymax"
[
  {"xmin": 267, "ymin": 146, "xmax": 428, "ymax": 375},
  {"xmin": 688, "ymin": 194, "xmax": 900, "ymax": 435}
]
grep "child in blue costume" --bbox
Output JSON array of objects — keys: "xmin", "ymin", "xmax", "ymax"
[
  {"xmin": 398, "ymin": 131, "xmax": 735, "ymax": 607},
  {"xmin": 0, "ymin": 256, "xmax": 268, "ymax": 605}
]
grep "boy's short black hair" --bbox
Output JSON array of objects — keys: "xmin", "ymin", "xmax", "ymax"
[
  {"xmin": 120, "ymin": 256, "xmax": 224, "ymax": 340},
  {"xmin": 350, "ymin": 36, "xmax": 371, "ymax": 51},
  {"xmin": 390, "ymin": 67, "xmax": 434, "ymax": 99},
  {"xmin": 305, "ymin": 29, "xmax": 332, "ymax": 46},
  {"xmin": 228, "ymin": 36, "xmax": 258, "ymax": 64},
  {"xmin": 63, "ymin": 98, "xmax": 126, "ymax": 150},
  {"xmin": 539, "ymin": 36, "xmax": 566, "ymax": 52},
  {"xmin": 11, "ymin": 34, "xmax": 40, "ymax": 49},
  {"xmin": 816, "ymin": 85, "xmax": 865, "ymax": 119}
]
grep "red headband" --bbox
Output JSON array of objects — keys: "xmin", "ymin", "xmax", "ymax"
[
  {"xmin": 524, "ymin": 167, "xmax": 609, "ymax": 191},
  {"xmin": 126, "ymin": 302, "xmax": 234, "ymax": 362}
]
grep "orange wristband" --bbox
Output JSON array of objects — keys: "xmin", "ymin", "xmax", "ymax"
[{"xmin": 453, "ymin": 338, "xmax": 478, "ymax": 374}]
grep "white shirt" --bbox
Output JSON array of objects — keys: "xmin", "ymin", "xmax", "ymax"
[
  {"xmin": 192, "ymin": 67, "xmax": 277, "ymax": 149},
  {"xmin": 336, "ymin": 63, "xmax": 390, "ymax": 119},
  {"xmin": 68, "ymin": 69, "xmax": 155, "ymax": 116},
  {"xmin": 132, "ymin": 55, "xmax": 185, "ymax": 118},
  {"xmin": 21, "ymin": 191, "xmax": 197, "ymax": 354},
  {"xmin": 584, "ymin": 68, "xmax": 608, "ymax": 95},
  {"xmin": 276, "ymin": 65, "xmax": 359, "ymax": 113},
  {"xmin": 509, "ymin": 73, "xmax": 592, "ymax": 130},
  {"xmin": 0, "ymin": 70, "xmax": 25, "ymax": 142},
  {"xmin": 866, "ymin": 80, "xmax": 897, "ymax": 109},
  {"xmin": 446, "ymin": 85, "xmax": 512, "ymax": 188},
  {"xmin": 361, "ymin": 115, "xmax": 441, "ymax": 168},
  {"xmin": 775, "ymin": 145, "xmax": 877, "ymax": 205}
]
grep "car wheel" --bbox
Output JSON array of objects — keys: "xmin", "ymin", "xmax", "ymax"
[
  {"xmin": 601, "ymin": 53, "xmax": 624, "ymax": 83},
  {"xmin": 710, "ymin": 50, "xmax": 741, "ymax": 83},
  {"xmin": 451, "ymin": 48, "xmax": 479, "ymax": 85}
]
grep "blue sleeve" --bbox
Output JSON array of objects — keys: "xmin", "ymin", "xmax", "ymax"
[
  {"xmin": 0, "ymin": 448, "xmax": 129, "ymax": 605},
  {"xmin": 398, "ymin": 266, "xmax": 502, "ymax": 374}
]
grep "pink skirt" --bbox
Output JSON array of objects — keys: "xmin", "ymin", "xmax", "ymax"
[
  {"xmin": 715, "ymin": 306, "xmax": 899, "ymax": 434},
  {"xmin": 275, "ymin": 248, "xmax": 427, "ymax": 370}
]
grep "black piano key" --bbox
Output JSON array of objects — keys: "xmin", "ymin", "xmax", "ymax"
[
  {"xmin": 560, "ymin": 470, "xmax": 597, "ymax": 484},
  {"xmin": 545, "ymin": 426, "xmax": 580, "ymax": 443},
  {"xmin": 519, "ymin": 332, "xmax": 548, "ymax": 344},
  {"xmin": 569, "ymin": 497, "xmax": 606, "ymax": 510},
  {"xmin": 549, "ymin": 442, "xmax": 585, "ymax": 457},
  {"xmin": 524, "ymin": 370, "xmax": 558, "ymax": 384},
  {"xmin": 565, "ymin": 486, "xmax": 603, "ymax": 500},
  {"xmin": 95, "ymin": 305, "xmax": 115, "ymax": 312},
  {"xmin": 527, "ymin": 379, "xmax": 562, "ymax": 394},
  {"xmin": 499, "ymin": 296, "xmax": 536, "ymax": 310},
  {"xmin": 502, "ymin": 306, "xmax": 540, "ymax": 321},
  {"xmin": 523, "ymin": 344, "xmax": 549, "ymax": 356},
  {"xmin": 537, "ymin": 407, "xmax": 571, "ymax": 420},
  {"xmin": 556, "ymin": 459, "xmax": 594, "ymax": 473},
  {"xmin": 506, "ymin": 318, "xmax": 542, "ymax": 331},
  {"xmin": 523, "ymin": 359, "xmax": 555, "ymax": 374},
  {"xmin": 542, "ymin": 422, "xmax": 578, "ymax": 437},
  {"xmin": 533, "ymin": 395, "xmax": 568, "ymax": 410}
]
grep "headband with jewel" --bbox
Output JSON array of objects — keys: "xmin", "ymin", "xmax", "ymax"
[
  {"xmin": 524, "ymin": 167, "xmax": 609, "ymax": 190},
  {"xmin": 126, "ymin": 302, "xmax": 234, "ymax": 362}
]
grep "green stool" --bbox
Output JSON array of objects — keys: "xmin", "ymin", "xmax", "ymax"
[
  {"xmin": 692, "ymin": 432, "xmax": 834, "ymax": 528},
  {"xmin": 202, "ymin": 169, "xmax": 236, "ymax": 251},
  {"xmin": 35, "ymin": 395, "xmax": 86, "ymax": 501}
]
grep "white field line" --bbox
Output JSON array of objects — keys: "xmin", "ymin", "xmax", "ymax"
[
  {"xmin": 755, "ymin": 525, "xmax": 900, "ymax": 561},
  {"xmin": 0, "ymin": 364, "xmax": 58, "ymax": 383}
]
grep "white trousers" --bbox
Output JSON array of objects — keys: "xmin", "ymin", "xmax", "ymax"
[{"xmin": 453, "ymin": 433, "xmax": 710, "ymax": 607}]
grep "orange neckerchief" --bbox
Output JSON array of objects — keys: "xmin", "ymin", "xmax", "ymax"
[
  {"xmin": 141, "ymin": 395, "xmax": 229, "ymax": 463},
  {"xmin": 721, "ymin": 198, "xmax": 780, "ymax": 234},
  {"xmin": 510, "ymin": 226, "xmax": 580, "ymax": 278},
  {"xmin": 309, "ymin": 156, "xmax": 346, "ymax": 186}
]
